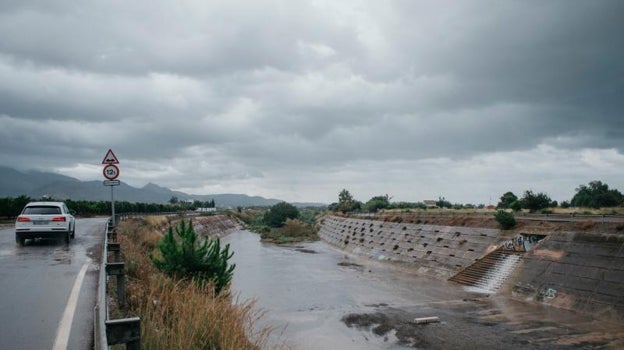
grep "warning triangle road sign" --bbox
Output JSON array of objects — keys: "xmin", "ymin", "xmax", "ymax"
[{"xmin": 102, "ymin": 149, "xmax": 120, "ymax": 164}]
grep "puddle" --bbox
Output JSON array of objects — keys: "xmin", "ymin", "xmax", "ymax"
[{"xmin": 51, "ymin": 246, "xmax": 75, "ymax": 265}]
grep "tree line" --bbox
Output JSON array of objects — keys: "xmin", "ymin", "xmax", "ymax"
[
  {"xmin": 0, "ymin": 195, "xmax": 196, "ymax": 219},
  {"xmin": 497, "ymin": 180, "xmax": 624, "ymax": 212},
  {"xmin": 330, "ymin": 180, "xmax": 624, "ymax": 214},
  {"xmin": 169, "ymin": 196, "xmax": 216, "ymax": 208}
]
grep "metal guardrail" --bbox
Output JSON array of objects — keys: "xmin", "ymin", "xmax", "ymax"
[
  {"xmin": 94, "ymin": 216, "xmax": 140, "ymax": 350},
  {"xmin": 94, "ymin": 211, "xmax": 213, "ymax": 349}
]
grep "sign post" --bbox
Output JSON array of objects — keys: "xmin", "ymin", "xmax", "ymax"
[{"xmin": 102, "ymin": 149, "xmax": 120, "ymax": 226}]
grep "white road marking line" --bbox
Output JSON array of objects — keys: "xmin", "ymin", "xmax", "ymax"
[{"xmin": 53, "ymin": 263, "xmax": 89, "ymax": 350}]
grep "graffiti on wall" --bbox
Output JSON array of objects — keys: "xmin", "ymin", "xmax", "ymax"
[{"xmin": 500, "ymin": 234, "xmax": 543, "ymax": 252}]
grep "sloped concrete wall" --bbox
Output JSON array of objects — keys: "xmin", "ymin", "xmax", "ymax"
[
  {"xmin": 511, "ymin": 232, "xmax": 624, "ymax": 320},
  {"xmin": 319, "ymin": 215, "xmax": 624, "ymax": 318},
  {"xmin": 193, "ymin": 215, "xmax": 242, "ymax": 238},
  {"xmin": 318, "ymin": 215, "xmax": 502, "ymax": 278}
]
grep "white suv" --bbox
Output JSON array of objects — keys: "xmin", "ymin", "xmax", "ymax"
[{"xmin": 15, "ymin": 201, "xmax": 76, "ymax": 245}]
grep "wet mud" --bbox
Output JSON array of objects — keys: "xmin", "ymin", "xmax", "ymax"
[{"xmin": 342, "ymin": 297, "xmax": 624, "ymax": 349}]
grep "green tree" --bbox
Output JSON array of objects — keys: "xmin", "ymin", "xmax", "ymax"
[
  {"xmin": 365, "ymin": 194, "xmax": 391, "ymax": 213},
  {"xmin": 495, "ymin": 210, "xmax": 516, "ymax": 229},
  {"xmin": 497, "ymin": 192, "xmax": 518, "ymax": 209},
  {"xmin": 263, "ymin": 202, "xmax": 300, "ymax": 228},
  {"xmin": 520, "ymin": 190, "xmax": 553, "ymax": 213},
  {"xmin": 0, "ymin": 195, "xmax": 32, "ymax": 218},
  {"xmin": 436, "ymin": 196, "xmax": 452, "ymax": 208},
  {"xmin": 150, "ymin": 220, "xmax": 235, "ymax": 295},
  {"xmin": 337, "ymin": 189, "xmax": 356, "ymax": 213},
  {"xmin": 571, "ymin": 180, "xmax": 624, "ymax": 208},
  {"xmin": 509, "ymin": 200, "xmax": 522, "ymax": 212}
]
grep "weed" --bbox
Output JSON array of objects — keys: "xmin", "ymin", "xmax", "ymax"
[{"xmin": 581, "ymin": 220, "xmax": 596, "ymax": 230}]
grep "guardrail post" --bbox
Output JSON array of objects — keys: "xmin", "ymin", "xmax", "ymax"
[
  {"xmin": 107, "ymin": 227, "xmax": 117, "ymax": 242},
  {"xmin": 107, "ymin": 242, "xmax": 121, "ymax": 262},
  {"xmin": 106, "ymin": 262, "xmax": 126, "ymax": 307},
  {"xmin": 106, "ymin": 317, "xmax": 141, "ymax": 350}
]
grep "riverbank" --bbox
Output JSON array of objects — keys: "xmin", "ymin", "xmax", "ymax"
[
  {"xmin": 315, "ymin": 214, "xmax": 624, "ymax": 348},
  {"xmin": 224, "ymin": 229, "xmax": 624, "ymax": 349}
]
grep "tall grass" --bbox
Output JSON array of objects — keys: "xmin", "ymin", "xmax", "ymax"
[
  {"xmin": 260, "ymin": 218, "xmax": 318, "ymax": 243},
  {"xmin": 118, "ymin": 217, "xmax": 274, "ymax": 350}
]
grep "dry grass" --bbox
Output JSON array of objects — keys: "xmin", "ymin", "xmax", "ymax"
[
  {"xmin": 133, "ymin": 276, "xmax": 271, "ymax": 350},
  {"xmin": 278, "ymin": 219, "xmax": 316, "ymax": 238},
  {"xmin": 143, "ymin": 215, "xmax": 170, "ymax": 228},
  {"xmin": 260, "ymin": 219, "xmax": 318, "ymax": 244},
  {"xmin": 580, "ymin": 220, "xmax": 597, "ymax": 230},
  {"xmin": 118, "ymin": 217, "xmax": 275, "ymax": 350}
]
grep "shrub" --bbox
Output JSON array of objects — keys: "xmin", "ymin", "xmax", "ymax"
[
  {"xmin": 260, "ymin": 218, "xmax": 317, "ymax": 243},
  {"xmin": 364, "ymin": 195, "xmax": 390, "ymax": 213},
  {"xmin": 150, "ymin": 220, "xmax": 235, "ymax": 295},
  {"xmin": 495, "ymin": 210, "xmax": 516, "ymax": 229},
  {"xmin": 520, "ymin": 190, "xmax": 554, "ymax": 213},
  {"xmin": 263, "ymin": 202, "xmax": 299, "ymax": 228}
]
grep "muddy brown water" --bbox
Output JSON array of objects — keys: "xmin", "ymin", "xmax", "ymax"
[{"xmin": 224, "ymin": 230, "xmax": 623, "ymax": 349}]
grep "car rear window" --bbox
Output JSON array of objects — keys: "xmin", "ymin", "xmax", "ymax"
[{"xmin": 23, "ymin": 206, "xmax": 62, "ymax": 215}]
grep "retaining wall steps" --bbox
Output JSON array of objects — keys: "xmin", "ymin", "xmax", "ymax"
[{"xmin": 449, "ymin": 249, "xmax": 524, "ymax": 293}]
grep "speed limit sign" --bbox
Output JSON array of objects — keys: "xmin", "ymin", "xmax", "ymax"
[{"xmin": 103, "ymin": 164, "xmax": 120, "ymax": 180}]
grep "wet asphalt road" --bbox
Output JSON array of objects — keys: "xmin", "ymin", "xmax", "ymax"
[{"xmin": 0, "ymin": 218, "xmax": 107, "ymax": 350}]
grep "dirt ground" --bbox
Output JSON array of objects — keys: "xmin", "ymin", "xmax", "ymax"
[
  {"xmin": 367, "ymin": 212, "xmax": 624, "ymax": 235},
  {"xmin": 342, "ymin": 295, "xmax": 624, "ymax": 349}
]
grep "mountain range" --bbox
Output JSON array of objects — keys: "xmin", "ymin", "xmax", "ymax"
[{"xmin": 0, "ymin": 166, "xmax": 323, "ymax": 207}]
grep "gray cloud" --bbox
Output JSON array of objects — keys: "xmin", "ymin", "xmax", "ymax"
[{"xmin": 0, "ymin": 1, "xmax": 623, "ymax": 202}]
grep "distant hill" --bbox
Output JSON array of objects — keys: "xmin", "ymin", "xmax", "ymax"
[{"xmin": 0, "ymin": 166, "xmax": 325, "ymax": 207}]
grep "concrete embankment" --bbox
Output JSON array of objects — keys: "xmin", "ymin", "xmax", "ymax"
[
  {"xmin": 318, "ymin": 215, "xmax": 624, "ymax": 320},
  {"xmin": 510, "ymin": 231, "xmax": 624, "ymax": 320},
  {"xmin": 192, "ymin": 215, "xmax": 242, "ymax": 238},
  {"xmin": 318, "ymin": 215, "xmax": 502, "ymax": 278}
]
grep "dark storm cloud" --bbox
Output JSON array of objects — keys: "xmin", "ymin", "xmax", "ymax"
[
  {"xmin": 0, "ymin": 1, "xmax": 359, "ymax": 76},
  {"xmin": 0, "ymin": 0, "xmax": 622, "ymax": 202},
  {"xmin": 378, "ymin": 1, "xmax": 624, "ymax": 149}
]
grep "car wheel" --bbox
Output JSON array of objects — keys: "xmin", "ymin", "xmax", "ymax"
[
  {"xmin": 63, "ymin": 231, "xmax": 70, "ymax": 245},
  {"xmin": 71, "ymin": 224, "xmax": 75, "ymax": 239},
  {"xmin": 16, "ymin": 235, "xmax": 25, "ymax": 246}
]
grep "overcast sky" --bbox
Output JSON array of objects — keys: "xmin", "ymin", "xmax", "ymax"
[{"xmin": 1, "ymin": 1, "xmax": 623, "ymax": 204}]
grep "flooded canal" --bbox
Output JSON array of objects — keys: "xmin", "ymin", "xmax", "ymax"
[
  {"xmin": 224, "ymin": 230, "xmax": 483, "ymax": 349},
  {"xmin": 224, "ymin": 230, "xmax": 623, "ymax": 349}
]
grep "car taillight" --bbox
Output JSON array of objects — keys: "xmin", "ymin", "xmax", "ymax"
[
  {"xmin": 17, "ymin": 216, "xmax": 31, "ymax": 222},
  {"xmin": 52, "ymin": 217, "xmax": 66, "ymax": 222}
]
